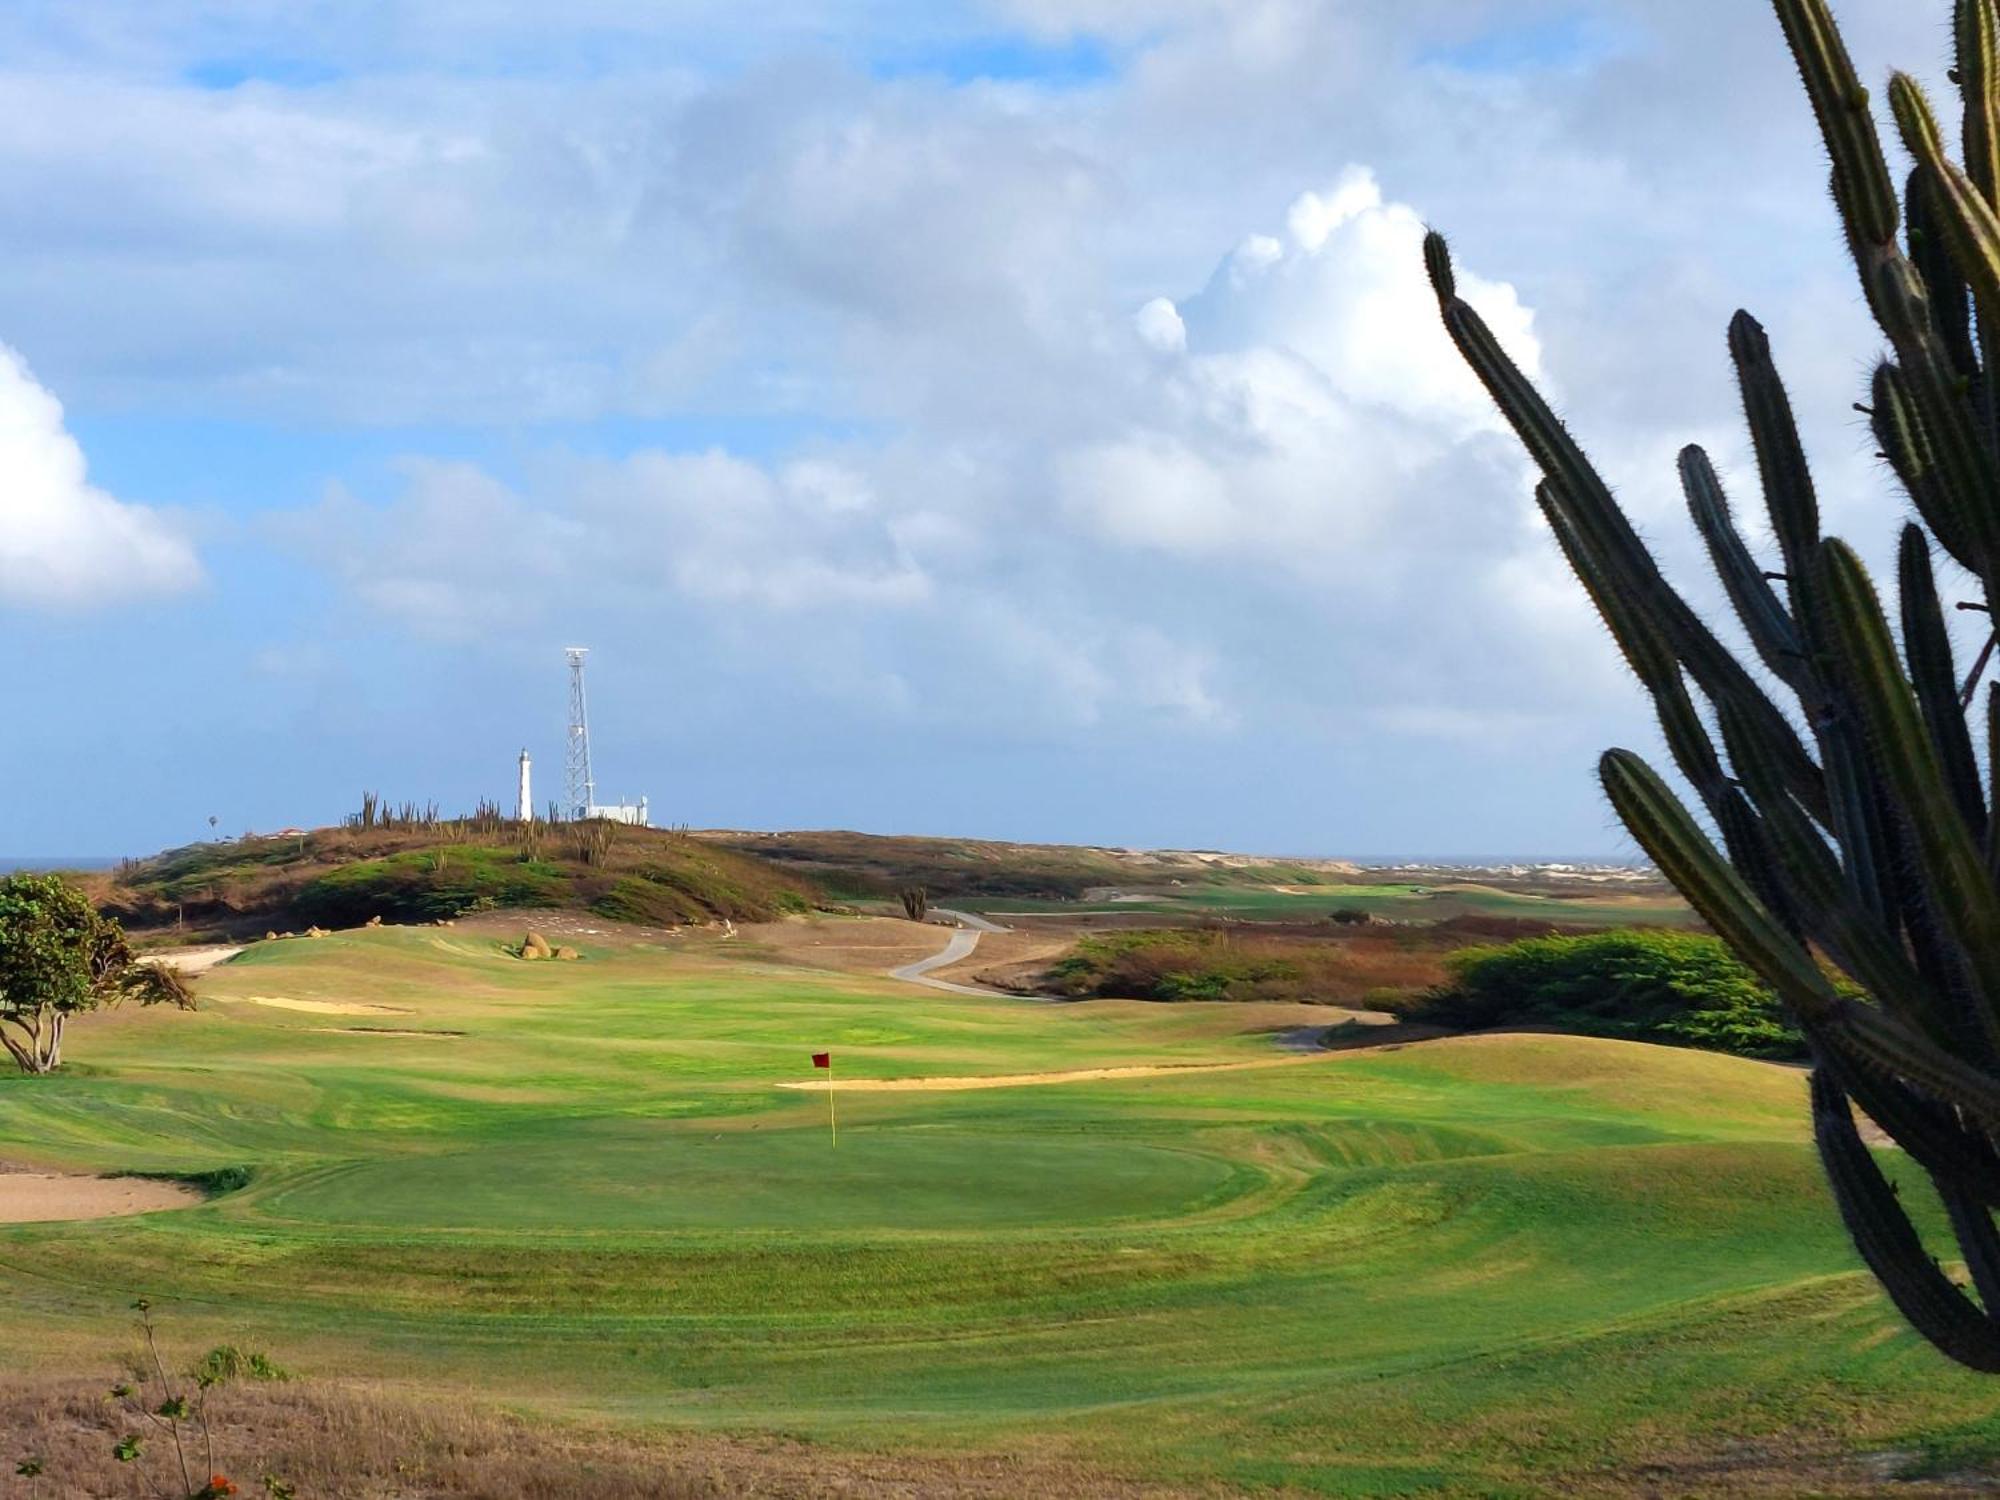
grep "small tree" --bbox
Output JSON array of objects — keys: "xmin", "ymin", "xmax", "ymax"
[
  {"xmin": 900, "ymin": 886, "xmax": 929, "ymax": 923},
  {"xmin": 0, "ymin": 874, "xmax": 193, "ymax": 1075}
]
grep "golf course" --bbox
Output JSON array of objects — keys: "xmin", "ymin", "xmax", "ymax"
[{"xmin": 4, "ymin": 915, "xmax": 1999, "ymax": 1496}]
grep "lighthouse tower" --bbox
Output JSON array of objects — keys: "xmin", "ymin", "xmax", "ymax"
[{"xmin": 516, "ymin": 749, "xmax": 533, "ymax": 822}]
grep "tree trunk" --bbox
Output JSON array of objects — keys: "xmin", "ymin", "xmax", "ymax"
[{"xmin": 0, "ymin": 1013, "xmax": 53, "ymax": 1075}]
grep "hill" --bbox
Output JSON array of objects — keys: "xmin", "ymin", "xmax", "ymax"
[
  {"xmin": 692, "ymin": 828, "xmax": 1692, "ymax": 928},
  {"xmin": 89, "ymin": 820, "xmax": 820, "ymax": 941},
  {"xmin": 692, "ymin": 827, "xmax": 1365, "ymax": 900}
]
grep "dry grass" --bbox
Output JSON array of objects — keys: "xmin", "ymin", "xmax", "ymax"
[{"xmin": 2, "ymin": 1380, "xmax": 1199, "ymax": 1499}]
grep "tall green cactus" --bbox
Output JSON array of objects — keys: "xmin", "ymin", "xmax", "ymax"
[{"xmin": 1427, "ymin": 0, "xmax": 2000, "ymax": 1370}]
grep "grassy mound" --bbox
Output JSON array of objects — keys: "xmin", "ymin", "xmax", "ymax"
[
  {"xmin": 1406, "ymin": 928, "xmax": 1805, "ymax": 1059},
  {"xmin": 96, "ymin": 823, "xmax": 820, "ymax": 939}
]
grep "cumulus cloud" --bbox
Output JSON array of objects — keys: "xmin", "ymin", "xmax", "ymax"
[
  {"xmin": 1059, "ymin": 167, "xmax": 1553, "ymax": 623},
  {"xmin": 0, "ymin": 344, "xmax": 199, "ymax": 609}
]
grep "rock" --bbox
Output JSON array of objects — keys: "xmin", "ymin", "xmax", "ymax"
[
  {"xmin": 264, "ymin": 931, "xmax": 278, "ymax": 942},
  {"xmin": 552, "ymin": 946, "xmax": 581, "ymax": 961},
  {"xmin": 520, "ymin": 931, "xmax": 553, "ymax": 960},
  {"xmin": 306, "ymin": 927, "xmax": 329, "ymax": 939},
  {"xmin": 365, "ymin": 915, "xmax": 383, "ymax": 928}
]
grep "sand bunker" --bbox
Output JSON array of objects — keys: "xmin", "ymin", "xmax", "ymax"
[
  {"xmin": 0, "ymin": 1170, "xmax": 198, "ymax": 1223},
  {"xmin": 239, "ymin": 996, "xmax": 412, "ymax": 1016},
  {"xmin": 778, "ymin": 1054, "xmax": 1337, "ymax": 1093}
]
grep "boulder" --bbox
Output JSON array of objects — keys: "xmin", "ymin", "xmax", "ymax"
[
  {"xmin": 520, "ymin": 931, "xmax": 553, "ymax": 960},
  {"xmin": 306, "ymin": 926, "xmax": 329, "ymax": 939},
  {"xmin": 365, "ymin": 915, "xmax": 383, "ymax": 928},
  {"xmin": 264, "ymin": 931, "xmax": 278, "ymax": 942},
  {"xmin": 552, "ymin": 946, "xmax": 581, "ymax": 961}
]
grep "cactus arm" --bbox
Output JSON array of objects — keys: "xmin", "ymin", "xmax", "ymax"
[
  {"xmin": 1728, "ymin": 312, "xmax": 1823, "ymax": 575},
  {"xmin": 1771, "ymin": 0, "xmax": 1900, "ymax": 246},
  {"xmin": 1598, "ymin": 748, "xmax": 1843, "ymax": 1016},
  {"xmin": 1942, "ymin": 1185, "xmax": 2000, "ymax": 1316},
  {"xmin": 1822, "ymin": 1046, "xmax": 2000, "ymax": 1206},
  {"xmin": 1811, "ymin": 1069, "xmax": 2000, "ymax": 1371},
  {"xmin": 1906, "ymin": 168, "xmax": 1982, "ymax": 382},
  {"xmin": 1873, "ymin": 361, "xmax": 1982, "ymax": 571},
  {"xmin": 1894, "ymin": 74, "xmax": 2000, "ymax": 346},
  {"xmin": 1871, "ymin": 255, "xmax": 2000, "ymax": 580},
  {"xmin": 1601, "ymin": 747, "xmax": 2000, "ymax": 1124},
  {"xmin": 1962, "ymin": 0, "xmax": 2000, "ymax": 207},
  {"xmin": 1681, "ymin": 446, "xmax": 1808, "ymax": 688},
  {"xmin": 1427, "ymin": 237, "xmax": 1830, "ymax": 821},
  {"xmin": 1538, "ymin": 482, "xmax": 1732, "ymax": 803},
  {"xmin": 1899, "ymin": 524, "xmax": 1989, "ymax": 837},
  {"xmin": 1816, "ymin": 539, "xmax": 2000, "ymax": 1050}
]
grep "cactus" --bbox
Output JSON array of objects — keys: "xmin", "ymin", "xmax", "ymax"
[{"xmin": 1427, "ymin": 0, "xmax": 2000, "ymax": 1368}]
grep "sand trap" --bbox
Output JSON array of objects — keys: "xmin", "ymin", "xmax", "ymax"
[
  {"xmin": 0, "ymin": 1170, "xmax": 199, "ymax": 1223},
  {"xmin": 239, "ymin": 996, "xmax": 412, "ymax": 1016},
  {"xmin": 145, "ymin": 945, "xmax": 245, "ymax": 976},
  {"xmin": 779, "ymin": 1053, "xmax": 1338, "ymax": 1093}
]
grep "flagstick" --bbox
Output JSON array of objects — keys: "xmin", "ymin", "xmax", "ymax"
[{"xmin": 827, "ymin": 1055, "xmax": 838, "ymax": 1149}]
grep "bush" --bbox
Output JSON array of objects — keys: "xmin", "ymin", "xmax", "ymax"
[
  {"xmin": 1043, "ymin": 927, "xmax": 1451, "ymax": 1006},
  {"xmin": 1411, "ymin": 929, "xmax": 1804, "ymax": 1059}
]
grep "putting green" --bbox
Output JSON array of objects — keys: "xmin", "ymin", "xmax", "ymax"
[{"xmin": 251, "ymin": 1127, "xmax": 1254, "ymax": 1231}]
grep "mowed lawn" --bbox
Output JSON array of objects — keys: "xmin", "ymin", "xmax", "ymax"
[
  {"xmin": 958, "ymin": 880, "xmax": 1696, "ymax": 928},
  {"xmin": 0, "ymin": 924, "xmax": 1995, "ymax": 1496}
]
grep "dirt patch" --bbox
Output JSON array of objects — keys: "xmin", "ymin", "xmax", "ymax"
[
  {"xmin": 237, "ymin": 996, "xmax": 413, "ymax": 1016},
  {"xmin": 141, "ymin": 944, "xmax": 245, "ymax": 975},
  {"xmin": 0, "ymin": 1166, "xmax": 199, "ymax": 1223},
  {"xmin": 729, "ymin": 914, "xmax": 955, "ymax": 976},
  {"xmin": 2, "ymin": 1378, "xmax": 1194, "ymax": 1499}
]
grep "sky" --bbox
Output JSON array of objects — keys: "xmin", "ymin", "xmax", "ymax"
[{"xmin": 0, "ymin": 0, "xmax": 1954, "ymax": 859}]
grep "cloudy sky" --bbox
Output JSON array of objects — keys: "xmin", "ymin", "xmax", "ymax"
[{"xmin": 0, "ymin": 1, "xmax": 1949, "ymax": 858}]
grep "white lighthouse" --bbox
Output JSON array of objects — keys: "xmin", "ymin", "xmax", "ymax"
[{"xmin": 516, "ymin": 749, "xmax": 533, "ymax": 822}]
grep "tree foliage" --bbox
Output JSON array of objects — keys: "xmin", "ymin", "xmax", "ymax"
[{"xmin": 0, "ymin": 873, "xmax": 192, "ymax": 1075}]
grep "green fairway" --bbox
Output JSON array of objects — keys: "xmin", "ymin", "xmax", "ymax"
[
  {"xmin": 0, "ymin": 923, "xmax": 1994, "ymax": 1496},
  {"xmin": 958, "ymin": 879, "xmax": 1695, "ymax": 928}
]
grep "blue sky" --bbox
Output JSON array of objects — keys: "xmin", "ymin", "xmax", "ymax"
[{"xmin": 0, "ymin": 0, "xmax": 1952, "ymax": 858}]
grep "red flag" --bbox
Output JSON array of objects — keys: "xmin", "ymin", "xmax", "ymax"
[{"xmin": 812, "ymin": 1052, "xmax": 831, "ymax": 1069}]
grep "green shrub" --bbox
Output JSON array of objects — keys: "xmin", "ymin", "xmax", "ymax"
[{"xmin": 1413, "ymin": 929, "xmax": 1803, "ymax": 1060}]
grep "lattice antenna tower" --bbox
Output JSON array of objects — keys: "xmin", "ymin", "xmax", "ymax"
[{"xmin": 564, "ymin": 647, "xmax": 596, "ymax": 820}]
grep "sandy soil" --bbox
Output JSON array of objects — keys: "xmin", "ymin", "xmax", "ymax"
[
  {"xmin": 0, "ymin": 1168, "xmax": 198, "ymax": 1223},
  {"xmin": 730, "ymin": 914, "xmax": 962, "ymax": 976},
  {"xmin": 143, "ymin": 943, "xmax": 245, "ymax": 975},
  {"xmin": 236, "ymin": 996, "xmax": 412, "ymax": 1016},
  {"xmin": 778, "ymin": 1052, "xmax": 1348, "ymax": 1093}
]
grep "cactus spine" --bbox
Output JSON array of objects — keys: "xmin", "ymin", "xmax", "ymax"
[{"xmin": 1429, "ymin": 0, "xmax": 2000, "ymax": 1369}]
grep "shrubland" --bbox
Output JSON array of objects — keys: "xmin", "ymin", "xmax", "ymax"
[{"xmin": 1038, "ymin": 918, "xmax": 1557, "ymax": 1008}]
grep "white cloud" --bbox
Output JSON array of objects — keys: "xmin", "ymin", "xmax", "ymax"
[{"xmin": 0, "ymin": 344, "xmax": 199, "ymax": 609}]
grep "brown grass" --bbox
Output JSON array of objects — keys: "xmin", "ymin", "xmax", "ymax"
[{"xmin": 2, "ymin": 1379, "xmax": 1199, "ymax": 1499}]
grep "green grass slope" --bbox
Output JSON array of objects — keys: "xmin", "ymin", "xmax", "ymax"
[
  {"xmin": 0, "ymin": 927, "xmax": 1992, "ymax": 1496},
  {"xmin": 95, "ymin": 824, "xmax": 820, "ymax": 939}
]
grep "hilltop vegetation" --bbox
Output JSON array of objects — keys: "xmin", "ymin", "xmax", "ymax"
[
  {"xmin": 92, "ymin": 820, "xmax": 819, "ymax": 941},
  {"xmin": 692, "ymin": 827, "xmax": 1362, "ymax": 901}
]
